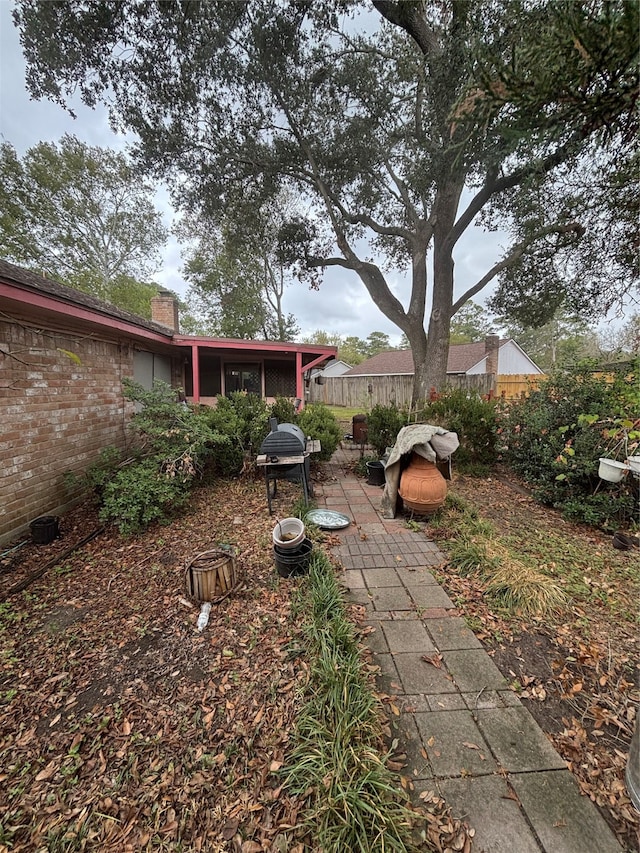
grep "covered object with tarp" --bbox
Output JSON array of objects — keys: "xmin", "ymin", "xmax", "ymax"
[{"xmin": 380, "ymin": 424, "xmax": 459, "ymax": 519}]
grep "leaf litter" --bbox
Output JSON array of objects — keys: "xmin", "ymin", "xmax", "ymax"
[
  {"xmin": 0, "ymin": 478, "xmax": 314, "ymax": 851},
  {"xmin": 1, "ymin": 472, "xmax": 470, "ymax": 853},
  {"xmin": 429, "ymin": 472, "xmax": 640, "ymax": 852}
]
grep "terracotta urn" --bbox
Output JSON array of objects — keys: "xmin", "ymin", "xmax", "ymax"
[{"xmin": 398, "ymin": 453, "xmax": 447, "ymax": 514}]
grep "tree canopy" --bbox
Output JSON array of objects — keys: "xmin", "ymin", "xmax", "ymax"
[
  {"xmin": 302, "ymin": 329, "xmax": 396, "ymax": 364},
  {"xmin": 178, "ymin": 196, "xmax": 301, "ymax": 341},
  {"xmin": 0, "ymin": 135, "xmax": 167, "ymax": 311},
  {"xmin": 14, "ymin": 0, "xmax": 638, "ymax": 399}
]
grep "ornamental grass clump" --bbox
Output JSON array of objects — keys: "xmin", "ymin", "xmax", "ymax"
[
  {"xmin": 285, "ymin": 553, "xmax": 418, "ymax": 852},
  {"xmin": 437, "ymin": 494, "xmax": 567, "ymax": 618},
  {"xmin": 484, "ymin": 542, "xmax": 567, "ymax": 617}
]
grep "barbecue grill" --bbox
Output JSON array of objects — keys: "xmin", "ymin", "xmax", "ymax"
[{"xmin": 259, "ymin": 418, "xmax": 313, "ymax": 509}]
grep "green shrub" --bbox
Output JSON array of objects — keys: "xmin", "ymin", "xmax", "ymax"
[
  {"xmin": 499, "ymin": 361, "xmax": 639, "ymax": 529},
  {"xmin": 97, "ymin": 379, "xmax": 217, "ymax": 534},
  {"xmin": 100, "ymin": 458, "xmax": 191, "ymax": 535},
  {"xmin": 270, "ymin": 395, "xmax": 298, "ymax": 426},
  {"xmin": 367, "ymin": 403, "xmax": 408, "ymax": 457},
  {"xmin": 297, "ymin": 403, "xmax": 341, "ymax": 461},
  {"xmin": 198, "ymin": 396, "xmax": 247, "ymax": 475},
  {"xmin": 225, "ymin": 392, "xmax": 270, "ymax": 454},
  {"xmin": 416, "ymin": 389, "xmax": 498, "ymax": 468}
]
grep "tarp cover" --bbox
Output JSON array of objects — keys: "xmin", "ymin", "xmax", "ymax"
[{"xmin": 380, "ymin": 424, "xmax": 459, "ymax": 518}]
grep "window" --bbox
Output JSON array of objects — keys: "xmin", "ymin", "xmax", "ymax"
[
  {"xmin": 224, "ymin": 363, "xmax": 261, "ymax": 396},
  {"xmin": 133, "ymin": 350, "xmax": 172, "ymax": 389}
]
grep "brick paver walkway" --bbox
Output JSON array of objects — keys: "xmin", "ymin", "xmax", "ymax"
[{"xmin": 312, "ymin": 446, "xmax": 622, "ymax": 853}]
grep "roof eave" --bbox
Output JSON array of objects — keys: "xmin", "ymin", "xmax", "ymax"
[{"xmin": 0, "ymin": 282, "xmax": 174, "ymax": 346}]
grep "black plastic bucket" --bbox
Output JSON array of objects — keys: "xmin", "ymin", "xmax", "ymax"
[
  {"xmin": 30, "ymin": 516, "xmax": 60, "ymax": 545},
  {"xmin": 366, "ymin": 461, "xmax": 385, "ymax": 486},
  {"xmin": 274, "ymin": 537, "xmax": 313, "ymax": 578}
]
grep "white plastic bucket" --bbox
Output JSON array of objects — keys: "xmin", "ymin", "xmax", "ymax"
[{"xmin": 272, "ymin": 517, "xmax": 305, "ymax": 549}]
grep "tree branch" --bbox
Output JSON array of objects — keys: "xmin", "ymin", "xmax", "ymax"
[
  {"xmin": 372, "ymin": 1, "xmax": 441, "ymax": 58},
  {"xmin": 447, "ymin": 137, "xmax": 581, "ymax": 252},
  {"xmin": 451, "ymin": 222, "xmax": 585, "ymax": 314}
]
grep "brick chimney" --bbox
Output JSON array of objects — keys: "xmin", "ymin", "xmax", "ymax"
[
  {"xmin": 151, "ymin": 290, "xmax": 179, "ymax": 332},
  {"xmin": 484, "ymin": 334, "xmax": 500, "ymax": 379}
]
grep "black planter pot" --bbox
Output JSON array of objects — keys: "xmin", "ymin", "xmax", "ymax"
[
  {"xmin": 366, "ymin": 461, "xmax": 385, "ymax": 487},
  {"xmin": 273, "ymin": 537, "xmax": 313, "ymax": 577},
  {"xmin": 30, "ymin": 516, "xmax": 60, "ymax": 545}
]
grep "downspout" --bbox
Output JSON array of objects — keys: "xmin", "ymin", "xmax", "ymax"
[{"xmin": 191, "ymin": 343, "xmax": 200, "ymax": 403}]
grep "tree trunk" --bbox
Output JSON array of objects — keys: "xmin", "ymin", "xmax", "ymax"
[{"xmin": 413, "ymin": 180, "xmax": 463, "ymax": 402}]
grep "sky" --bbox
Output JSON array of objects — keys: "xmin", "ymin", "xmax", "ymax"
[{"xmin": 0, "ymin": 1, "xmax": 627, "ymax": 346}]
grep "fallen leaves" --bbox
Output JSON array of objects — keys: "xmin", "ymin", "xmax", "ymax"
[
  {"xmin": 431, "ymin": 472, "xmax": 640, "ymax": 851},
  {"xmin": 421, "ymin": 652, "xmax": 444, "ymax": 668},
  {"xmin": 0, "ymin": 477, "xmax": 313, "ymax": 851}
]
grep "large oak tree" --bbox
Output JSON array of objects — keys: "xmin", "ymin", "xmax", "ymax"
[
  {"xmin": 14, "ymin": 1, "xmax": 638, "ymax": 399},
  {"xmin": 0, "ymin": 135, "xmax": 167, "ymax": 311}
]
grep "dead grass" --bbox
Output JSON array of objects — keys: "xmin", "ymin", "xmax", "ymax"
[{"xmin": 484, "ymin": 541, "xmax": 567, "ymax": 617}]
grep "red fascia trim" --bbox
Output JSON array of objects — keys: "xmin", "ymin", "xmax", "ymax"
[
  {"xmin": 173, "ymin": 336, "xmax": 337, "ymax": 359},
  {"xmin": 0, "ymin": 283, "xmax": 173, "ymax": 345}
]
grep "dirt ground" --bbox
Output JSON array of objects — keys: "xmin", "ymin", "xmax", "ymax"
[
  {"xmin": 1, "ymin": 463, "xmax": 638, "ymax": 851},
  {"xmin": 432, "ymin": 471, "xmax": 640, "ymax": 852}
]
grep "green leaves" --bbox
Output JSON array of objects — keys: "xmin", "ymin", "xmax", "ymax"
[
  {"xmin": 500, "ymin": 363, "xmax": 639, "ymax": 529},
  {"xmin": 0, "ymin": 136, "xmax": 167, "ymax": 310}
]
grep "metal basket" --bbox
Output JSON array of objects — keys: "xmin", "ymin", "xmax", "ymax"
[{"xmin": 184, "ymin": 548, "xmax": 238, "ymax": 604}]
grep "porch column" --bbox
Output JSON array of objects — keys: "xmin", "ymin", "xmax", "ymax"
[
  {"xmin": 295, "ymin": 351, "xmax": 304, "ymax": 409},
  {"xmin": 191, "ymin": 343, "xmax": 200, "ymax": 402}
]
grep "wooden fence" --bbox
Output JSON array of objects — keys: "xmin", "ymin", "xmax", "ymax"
[
  {"xmin": 307, "ymin": 373, "xmax": 544, "ymax": 408},
  {"xmin": 496, "ymin": 374, "xmax": 545, "ymax": 399}
]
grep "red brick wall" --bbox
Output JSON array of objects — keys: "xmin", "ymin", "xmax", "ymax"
[{"xmin": 0, "ymin": 316, "xmax": 177, "ymax": 544}]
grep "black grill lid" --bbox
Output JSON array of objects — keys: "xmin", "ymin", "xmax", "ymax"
[{"xmin": 260, "ymin": 420, "xmax": 306, "ymax": 456}]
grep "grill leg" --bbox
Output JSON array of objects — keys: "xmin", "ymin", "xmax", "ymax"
[
  {"xmin": 300, "ymin": 464, "xmax": 310, "ymax": 505},
  {"xmin": 265, "ymin": 471, "xmax": 277, "ymax": 514}
]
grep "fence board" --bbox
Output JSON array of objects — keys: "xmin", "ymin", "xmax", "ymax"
[
  {"xmin": 496, "ymin": 374, "xmax": 545, "ymax": 399},
  {"xmin": 308, "ymin": 373, "xmax": 503, "ymax": 408}
]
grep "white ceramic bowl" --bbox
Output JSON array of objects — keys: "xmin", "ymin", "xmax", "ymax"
[
  {"xmin": 272, "ymin": 517, "xmax": 305, "ymax": 549},
  {"xmin": 598, "ymin": 458, "xmax": 629, "ymax": 483}
]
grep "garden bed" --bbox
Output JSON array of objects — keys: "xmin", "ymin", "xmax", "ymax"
[
  {"xmin": 0, "ymin": 478, "xmax": 312, "ymax": 852},
  {"xmin": 428, "ymin": 471, "xmax": 639, "ymax": 851}
]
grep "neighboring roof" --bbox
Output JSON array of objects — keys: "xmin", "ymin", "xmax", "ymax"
[
  {"xmin": 345, "ymin": 350, "xmax": 415, "ymax": 376},
  {"xmin": 310, "ymin": 359, "xmax": 352, "ymax": 374},
  {"xmin": 0, "ymin": 258, "xmax": 173, "ymax": 337},
  {"xmin": 344, "ymin": 340, "xmax": 518, "ymax": 376}
]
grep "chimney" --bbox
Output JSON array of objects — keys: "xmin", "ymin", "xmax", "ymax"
[
  {"xmin": 484, "ymin": 334, "xmax": 500, "ymax": 380},
  {"xmin": 151, "ymin": 290, "xmax": 179, "ymax": 332}
]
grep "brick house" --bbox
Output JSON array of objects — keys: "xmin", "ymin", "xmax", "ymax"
[{"xmin": 0, "ymin": 260, "xmax": 335, "ymax": 543}]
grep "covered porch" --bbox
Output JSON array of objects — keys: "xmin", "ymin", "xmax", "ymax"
[{"xmin": 172, "ymin": 336, "xmax": 337, "ymax": 407}]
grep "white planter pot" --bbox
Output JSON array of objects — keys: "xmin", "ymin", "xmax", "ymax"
[
  {"xmin": 625, "ymin": 456, "xmax": 640, "ymax": 475},
  {"xmin": 598, "ymin": 458, "xmax": 629, "ymax": 483}
]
